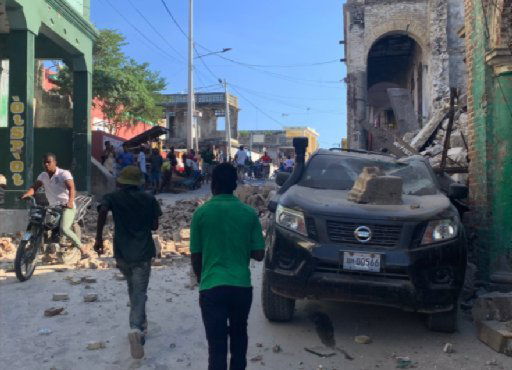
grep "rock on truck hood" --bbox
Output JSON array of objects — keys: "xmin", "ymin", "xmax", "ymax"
[{"xmin": 279, "ymin": 185, "xmax": 456, "ymax": 222}]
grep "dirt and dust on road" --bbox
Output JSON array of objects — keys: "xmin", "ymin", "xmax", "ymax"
[{"xmin": 0, "ymin": 184, "xmax": 511, "ymax": 370}]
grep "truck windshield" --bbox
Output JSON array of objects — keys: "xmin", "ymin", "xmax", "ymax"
[{"xmin": 299, "ymin": 155, "xmax": 438, "ymax": 196}]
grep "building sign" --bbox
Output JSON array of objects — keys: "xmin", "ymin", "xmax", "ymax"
[
  {"xmin": 252, "ymin": 134, "xmax": 265, "ymax": 143},
  {"xmin": 9, "ymin": 96, "xmax": 25, "ymax": 187}
]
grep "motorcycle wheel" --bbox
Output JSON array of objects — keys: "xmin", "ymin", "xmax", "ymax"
[{"xmin": 14, "ymin": 237, "xmax": 40, "ymax": 282}]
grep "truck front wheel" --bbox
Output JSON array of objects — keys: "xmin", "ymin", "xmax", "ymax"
[{"xmin": 261, "ymin": 270, "xmax": 295, "ymax": 322}]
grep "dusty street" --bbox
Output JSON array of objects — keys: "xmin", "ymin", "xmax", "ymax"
[{"xmin": 0, "ymin": 259, "xmax": 510, "ymax": 370}]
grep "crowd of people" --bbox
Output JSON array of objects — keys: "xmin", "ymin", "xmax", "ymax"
[{"xmin": 100, "ymin": 141, "xmax": 295, "ymax": 192}]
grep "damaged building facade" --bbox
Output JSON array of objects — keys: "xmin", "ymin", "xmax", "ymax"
[
  {"xmin": 343, "ymin": 0, "xmax": 467, "ymax": 153},
  {"xmin": 463, "ymin": 0, "xmax": 512, "ymax": 283}
]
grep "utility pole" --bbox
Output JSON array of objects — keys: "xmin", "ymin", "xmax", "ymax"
[
  {"xmin": 220, "ymin": 79, "xmax": 232, "ymax": 161},
  {"xmin": 187, "ymin": 0, "xmax": 195, "ymax": 151}
]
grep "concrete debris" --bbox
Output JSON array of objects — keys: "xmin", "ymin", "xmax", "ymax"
[
  {"xmin": 82, "ymin": 276, "xmax": 97, "ymax": 284},
  {"xmin": 114, "ymin": 273, "xmax": 126, "ymax": 281},
  {"xmin": 410, "ymin": 106, "xmax": 450, "ymax": 151},
  {"xmin": 354, "ymin": 335, "xmax": 372, "ymax": 344},
  {"xmin": 272, "ymin": 344, "xmax": 282, "ymax": 353},
  {"xmin": 44, "ymin": 307, "xmax": 65, "ymax": 317},
  {"xmin": 443, "ymin": 343, "xmax": 454, "ymax": 354},
  {"xmin": 52, "ymin": 293, "xmax": 69, "ymax": 302},
  {"xmin": 86, "ymin": 341, "xmax": 106, "ymax": 350},
  {"xmin": 38, "ymin": 328, "xmax": 52, "ymax": 336},
  {"xmin": 83, "ymin": 293, "xmax": 98, "ymax": 303},
  {"xmin": 348, "ymin": 167, "xmax": 403, "ymax": 205},
  {"xmin": 472, "ymin": 292, "xmax": 512, "ymax": 322},
  {"xmin": 476, "ymin": 320, "xmax": 512, "ymax": 356},
  {"xmin": 68, "ymin": 277, "xmax": 82, "ymax": 285},
  {"xmin": 304, "ymin": 346, "xmax": 336, "ymax": 358},
  {"xmin": 250, "ymin": 355, "xmax": 263, "ymax": 362}
]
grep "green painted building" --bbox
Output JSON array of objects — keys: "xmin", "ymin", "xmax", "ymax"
[
  {"xmin": 463, "ymin": 0, "xmax": 512, "ymax": 282},
  {"xmin": 0, "ymin": 0, "xmax": 96, "ymax": 208}
]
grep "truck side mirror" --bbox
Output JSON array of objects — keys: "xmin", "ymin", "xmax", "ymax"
[
  {"xmin": 275, "ymin": 172, "xmax": 290, "ymax": 187},
  {"xmin": 448, "ymin": 183, "xmax": 468, "ymax": 199}
]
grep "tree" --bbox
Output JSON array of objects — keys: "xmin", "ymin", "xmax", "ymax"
[{"xmin": 53, "ymin": 29, "xmax": 167, "ymax": 134}]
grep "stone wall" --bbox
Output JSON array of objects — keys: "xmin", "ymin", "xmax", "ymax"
[{"xmin": 343, "ymin": 0, "xmax": 467, "ymax": 150}]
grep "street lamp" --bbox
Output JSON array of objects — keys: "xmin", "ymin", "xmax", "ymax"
[{"xmin": 195, "ymin": 48, "xmax": 232, "ymax": 59}]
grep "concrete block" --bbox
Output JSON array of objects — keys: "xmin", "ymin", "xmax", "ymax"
[
  {"xmin": 476, "ymin": 321, "xmax": 512, "ymax": 356},
  {"xmin": 410, "ymin": 106, "xmax": 450, "ymax": 150},
  {"xmin": 387, "ymin": 88, "xmax": 419, "ymax": 134},
  {"xmin": 348, "ymin": 167, "xmax": 403, "ymax": 205},
  {"xmin": 473, "ymin": 292, "xmax": 512, "ymax": 322}
]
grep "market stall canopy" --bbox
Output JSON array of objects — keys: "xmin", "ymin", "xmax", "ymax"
[{"xmin": 123, "ymin": 126, "xmax": 169, "ymax": 149}]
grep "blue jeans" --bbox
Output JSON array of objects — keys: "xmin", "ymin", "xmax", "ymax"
[{"xmin": 117, "ymin": 259, "xmax": 151, "ymax": 331}]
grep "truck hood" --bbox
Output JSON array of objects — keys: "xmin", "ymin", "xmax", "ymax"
[{"xmin": 279, "ymin": 185, "xmax": 455, "ymax": 221}]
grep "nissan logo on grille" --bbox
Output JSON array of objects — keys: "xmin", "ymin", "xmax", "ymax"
[{"xmin": 354, "ymin": 226, "xmax": 372, "ymax": 243}]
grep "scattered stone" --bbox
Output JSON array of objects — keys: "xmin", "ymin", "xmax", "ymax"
[
  {"xmin": 82, "ymin": 276, "xmax": 97, "ymax": 284},
  {"xmin": 169, "ymin": 343, "xmax": 176, "ymax": 349},
  {"xmin": 256, "ymin": 343, "xmax": 263, "ymax": 348},
  {"xmin": 52, "ymin": 293, "xmax": 69, "ymax": 302},
  {"xmin": 166, "ymin": 298, "xmax": 173, "ymax": 302},
  {"xmin": 485, "ymin": 359, "xmax": 498, "ymax": 366},
  {"xmin": 44, "ymin": 307, "xmax": 65, "ymax": 317},
  {"xmin": 86, "ymin": 341, "xmax": 106, "ymax": 350},
  {"xmin": 443, "ymin": 343, "xmax": 454, "ymax": 354},
  {"xmin": 354, "ymin": 335, "xmax": 372, "ymax": 344},
  {"xmin": 272, "ymin": 344, "xmax": 282, "ymax": 353},
  {"xmin": 152, "ymin": 259, "xmax": 163, "ymax": 267},
  {"xmin": 250, "ymin": 355, "xmax": 263, "ymax": 362},
  {"xmin": 54, "ymin": 268, "xmax": 68, "ymax": 273},
  {"xmin": 84, "ymin": 293, "xmax": 98, "ymax": 303},
  {"xmin": 38, "ymin": 328, "xmax": 52, "ymax": 336},
  {"xmin": 114, "ymin": 273, "xmax": 126, "ymax": 281},
  {"xmin": 179, "ymin": 228, "xmax": 190, "ymax": 240},
  {"xmin": 68, "ymin": 277, "xmax": 82, "ymax": 285}
]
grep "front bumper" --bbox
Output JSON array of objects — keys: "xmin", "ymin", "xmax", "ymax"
[{"xmin": 265, "ymin": 225, "xmax": 467, "ymax": 313}]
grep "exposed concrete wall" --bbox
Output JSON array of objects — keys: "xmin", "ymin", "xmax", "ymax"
[{"xmin": 0, "ymin": 209, "xmax": 28, "ymax": 234}]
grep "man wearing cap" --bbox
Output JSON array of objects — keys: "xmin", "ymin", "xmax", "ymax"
[{"xmin": 94, "ymin": 165, "xmax": 162, "ymax": 359}]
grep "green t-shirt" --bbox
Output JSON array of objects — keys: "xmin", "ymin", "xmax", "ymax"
[
  {"xmin": 100, "ymin": 188, "xmax": 162, "ymax": 263},
  {"xmin": 190, "ymin": 194, "xmax": 265, "ymax": 291}
]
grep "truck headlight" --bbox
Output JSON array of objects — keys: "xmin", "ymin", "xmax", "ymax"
[
  {"xmin": 276, "ymin": 205, "xmax": 307, "ymax": 237},
  {"xmin": 421, "ymin": 219, "xmax": 459, "ymax": 245}
]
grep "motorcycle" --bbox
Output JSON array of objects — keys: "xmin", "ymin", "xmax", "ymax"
[{"xmin": 14, "ymin": 194, "xmax": 92, "ymax": 282}]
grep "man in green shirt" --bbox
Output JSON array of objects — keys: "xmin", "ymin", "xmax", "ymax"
[
  {"xmin": 190, "ymin": 163, "xmax": 265, "ymax": 370},
  {"xmin": 94, "ymin": 166, "xmax": 162, "ymax": 359},
  {"xmin": 200, "ymin": 145, "xmax": 215, "ymax": 183}
]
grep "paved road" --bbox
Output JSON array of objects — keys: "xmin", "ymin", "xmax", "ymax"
[{"xmin": 0, "ymin": 260, "xmax": 510, "ymax": 370}]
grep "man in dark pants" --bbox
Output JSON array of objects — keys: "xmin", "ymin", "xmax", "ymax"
[
  {"xmin": 190, "ymin": 163, "xmax": 265, "ymax": 370},
  {"xmin": 94, "ymin": 166, "xmax": 162, "ymax": 359}
]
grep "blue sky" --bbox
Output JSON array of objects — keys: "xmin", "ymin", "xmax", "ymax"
[{"xmin": 91, "ymin": 0, "xmax": 347, "ymax": 148}]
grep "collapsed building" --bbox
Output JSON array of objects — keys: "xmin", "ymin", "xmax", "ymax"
[{"xmin": 343, "ymin": 0, "xmax": 467, "ymax": 156}]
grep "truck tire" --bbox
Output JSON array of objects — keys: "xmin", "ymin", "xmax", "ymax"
[
  {"xmin": 426, "ymin": 307, "xmax": 458, "ymax": 333},
  {"xmin": 261, "ymin": 270, "xmax": 295, "ymax": 322}
]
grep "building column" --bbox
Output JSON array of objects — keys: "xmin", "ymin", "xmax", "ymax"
[
  {"xmin": 4, "ymin": 30, "xmax": 35, "ymax": 208},
  {"xmin": 72, "ymin": 64, "xmax": 92, "ymax": 192}
]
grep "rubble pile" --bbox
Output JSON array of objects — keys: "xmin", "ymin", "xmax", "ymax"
[
  {"xmin": 235, "ymin": 184, "xmax": 277, "ymax": 215},
  {"xmin": 401, "ymin": 102, "xmax": 469, "ymax": 184}
]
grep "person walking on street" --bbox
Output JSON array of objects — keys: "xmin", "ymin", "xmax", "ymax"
[
  {"xmin": 20, "ymin": 153, "xmax": 89, "ymax": 259},
  {"xmin": 284, "ymin": 155, "xmax": 295, "ymax": 173},
  {"xmin": 190, "ymin": 163, "xmax": 265, "ymax": 370},
  {"xmin": 201, "ymin": 146, "xmax": 215, "ymax": 183},
  {"xmin": 234, "ymin": 146, "xmax": 248, "ymax": 183},
  {"xmin": 94, "ymin": 165, "xmax": 162, "ymax": 359},
  {"xmin": 117, "ymin": 144, "xmax": 134, "ymax": 170},
  {"xmin": 137, "ymin": 146, "xmax": 148, "ymax": 187},
  {"xmin": 149, "ymin": 148, "xmax": 163, "ymax": 193}
]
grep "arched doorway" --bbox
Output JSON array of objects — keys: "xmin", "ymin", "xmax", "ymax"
[{"xmin": 366, "ymin": 33, "xmax": 425, "ymax": 150}]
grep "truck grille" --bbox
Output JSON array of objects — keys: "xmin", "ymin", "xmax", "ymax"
[
  {"xmin": 305, "ymin": 217, "xmax": 318, "ymax": 240},
  {"xmin": 326, "ymin": 221, "xmax": 402, "ymax": 247}
]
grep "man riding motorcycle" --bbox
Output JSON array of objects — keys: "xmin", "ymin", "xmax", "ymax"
[{"xmin": 20, "ymin": 153, "xmax": 89, "ymax": 259}]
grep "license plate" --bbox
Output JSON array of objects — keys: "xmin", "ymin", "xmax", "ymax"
[{"xmin": 343, "ymin": 252, "xmax": 381, "ymax": 272}]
